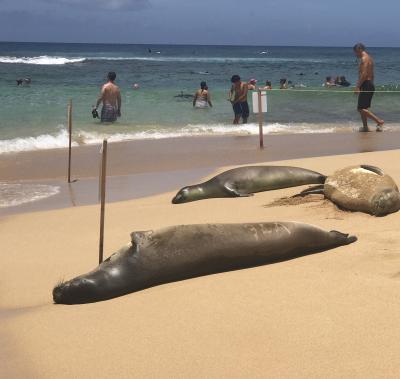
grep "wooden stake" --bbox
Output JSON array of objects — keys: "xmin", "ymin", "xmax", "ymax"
[
  {"xmin": 99, "ymin": 139, "xmax": 108, "ymax": 264},
  {"xmin": 67, "ymin": 99, "xmax": 73, "ymax": 183},
  {"xmin": 257, "ymin": 90, "xmax": 264, "ymax": 149}
]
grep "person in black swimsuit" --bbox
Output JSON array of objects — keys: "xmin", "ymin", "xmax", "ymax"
[{"xmin": 353, "ymin": 43, "xmax": 384, "ymax": 132}]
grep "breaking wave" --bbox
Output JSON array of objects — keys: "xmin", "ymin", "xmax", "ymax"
[
  {"xmin": 0, "ymin": 183, "xmax": 60, "ymax": 208},
  {"xmin": 0, "ymin": 56, "xmax": 86, "ymax": 65},
  {"xmin": 0, "ymin": 55, "xmax": 326, "ymax": 65},
  {"xmin": 0, "ymin": 123, "xmax": 348, "ymax": 154}
]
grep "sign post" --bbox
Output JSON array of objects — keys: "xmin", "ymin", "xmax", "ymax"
[
  {"xmin": 98, "ymin": 139, "xmax": 108, "ymax": 264},
  {"xmin": 252, "ymin": 90, "xmax": 268, "ymax": 149},
  {"xmin": 67, "ymin": 99, "xmax": 73, "ymax": 182}
]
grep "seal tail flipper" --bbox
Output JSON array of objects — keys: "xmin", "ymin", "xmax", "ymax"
[
  {"xmin": 360, "ymin": 165, "xmax": 384, "ymax": 176},
  {"xmin": 292, "ymin": 185, "xmax": 325, "ymax": 198},
  {"xmin": 330, "ymin": 230, "xmax": 358, "ymax": 245}
]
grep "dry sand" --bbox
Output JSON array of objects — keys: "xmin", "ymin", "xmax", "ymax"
[{"xmin": 1, "ymin": 150, "xmax": 400, "ymax": 378}]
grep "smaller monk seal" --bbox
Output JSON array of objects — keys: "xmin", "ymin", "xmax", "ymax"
[
  {"xmin": 53, "ymin": 222, "xmax": 356, "ymax": 304},
  {"xmin": 172, "ymin": 166, "xmax": 326, "ymax": 204},
  {"xmin": 295, "ymin": 165, "xmax": 400, "ymax": 216}
]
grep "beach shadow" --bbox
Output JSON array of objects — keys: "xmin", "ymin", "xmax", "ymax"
[{"xmin": 0, "ymin": 303, "xmax": 51, "ymax": 319}]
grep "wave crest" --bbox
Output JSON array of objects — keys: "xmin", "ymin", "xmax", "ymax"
[
  {"xmin": 0, "ymin": 55, "xmax": 325, "ymax": 65},
  {"xmin": 0, "ymin": 56, "xmax": 86, "ymax": 65},
  {"xmin": 0, "ymin": 123, "xmax": 343, "ymax": 154},
  {"xmin": 0, "ymin": 183, "xmax": 60, "ymax": 208}
]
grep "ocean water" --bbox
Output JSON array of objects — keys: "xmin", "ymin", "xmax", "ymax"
[{"xmin": 1, "ymin": 42, "xmax": 400, "ymax": 154}]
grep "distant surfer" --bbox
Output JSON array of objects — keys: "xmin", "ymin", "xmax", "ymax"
[
  {"xmin": 94, "ymin": 72, "xmax": 121, "ymax": 123},
  {"xmin": 229, "ymin": 75, "xmax": 249, "ymax": 124},
  {"xmin": 193, "ymin": 81, "xmax": 212, "ymax": 108},
  {"xmin": 353, "ymin": 43, "xmax": 384, "ymax": 132},
  {"xmin": 16, "ymin": 78, "xmax": 31, "ymax": 86}
]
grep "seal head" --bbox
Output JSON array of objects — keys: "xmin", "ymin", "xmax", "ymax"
[{"xmin": 172, "ymin": 185, "xmax": 205, "ymax": 204}]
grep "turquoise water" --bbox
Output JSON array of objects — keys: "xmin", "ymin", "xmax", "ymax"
[{"xmin": 1, "ymin": 42, "xmax": 400, "ymax": 153}]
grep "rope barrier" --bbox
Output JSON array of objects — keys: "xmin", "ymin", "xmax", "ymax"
[{"xmin": 265, "ymin": 88, "xmax": 400, "ymax": 93}]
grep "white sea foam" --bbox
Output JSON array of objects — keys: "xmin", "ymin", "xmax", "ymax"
[
  {"xmin": 0, "ymin": 123, "xmax": 348, "ymax": 154},
  {"xmin": 74, "ymin": 123, "xmax": 341, "ymax": 145},
  {"xmin": 0, "ymin": 183, "xmax": 60, "ymax": 208},
  {"xmin": 0, "ymin": 56, "xmax": 86, "ymax": 65},
  {"xmin": 0, "ymin": 55, "xmax": 325, "ymax": 65},
  {"xmin": 0, "ymin": 129, "xmax": 79, "ymax": 154}
]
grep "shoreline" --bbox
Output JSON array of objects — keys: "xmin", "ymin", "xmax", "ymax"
[
  {"xmin": 1, "ymin": 131, "xmax": 400, "ymax": 182},
  {"xmin": 1, "ymin": 131, "xmax": 400, "ymax": 215}
]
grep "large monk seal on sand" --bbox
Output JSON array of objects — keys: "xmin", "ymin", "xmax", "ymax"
[
  {"xmin": 53, "ymin": 222, "xmax": 356, "ymax": 304},
  {"xmin": 172, "ymin": 166, "xmax": 326, "ymax": 204},
  {"xmin": 296, "ymin": 165, "xmax": 400, "ymax": 216}
]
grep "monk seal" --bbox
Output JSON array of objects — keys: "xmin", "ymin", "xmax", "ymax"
[
  {"xmin": 172, "ymin": 166, "xmax": 326, "ymax": 204},
  {"xmin": 53, "ymin": 222, "xmax": 356, "ymax": 304},
  {"xmin": 295, "ymin": 165, "xmax": 400, "ymax": 216}
]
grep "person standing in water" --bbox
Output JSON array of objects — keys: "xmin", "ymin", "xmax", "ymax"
[
  {"xmin": 229, "ymin": 75, "xmax": 249, "ymax": 124},
  {"xmin": 94, "ymin": 71, "xmax": 122, "ymax": 123},
  {"xmin": 193, "ymin": 81, "xmax": 212, "ymax": 108},
  {"xmin": 353, "ymin": 43, "xmax": 384, "ymax": 132}
]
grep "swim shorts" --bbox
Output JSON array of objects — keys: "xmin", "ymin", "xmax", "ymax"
[
  {"xmin": 357, "ymin": 80, "xmax": 375, "ymax": 110},
  {"xmin": 101, "ymin": 103, "xmax": 118, "ymax": 122},
  {"xmin": 232, "ymin": 101, "xmax": 250, "ymax": 118}
]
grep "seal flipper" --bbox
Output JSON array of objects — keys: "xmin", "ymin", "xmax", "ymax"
[
  {"xmin": 292, "ymin": 185, "xmax": 325, "ymax": 198},
  {"xmin": 360, "ymin": 165, "xmax": 384, "ymax": 176},
  {"xmin": 224, "ymin": 183, "xmax": 254, "ymax": 197}
]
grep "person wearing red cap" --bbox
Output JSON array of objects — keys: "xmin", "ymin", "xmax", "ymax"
[{"xmin": 247, "ymin": 78, "xmax": 258, "ymax": 90}]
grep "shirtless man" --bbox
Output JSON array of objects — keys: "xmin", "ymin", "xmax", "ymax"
[
  {"xmin": 353, "ymin": 43, "xmax": 384, "ymax": 132},
  {"xmin": 95, "ymin": 71, "xmax": 121, "ymax": 123},
  {"xmin": 229, "ymin": 75, "xmax": 249, "ymax": 124}
]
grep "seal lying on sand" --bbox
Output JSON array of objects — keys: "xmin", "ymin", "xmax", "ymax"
[
  {"xmin": 53, "ymin": 222, "xmax": 356, "ymax": 304},
  {"xmin": 295, "ymin": 165, "xmax": 400, "ymax": 216},
  {"xmin": 172, "ymin": 166, "xmax": 326, "ymax": 204}
]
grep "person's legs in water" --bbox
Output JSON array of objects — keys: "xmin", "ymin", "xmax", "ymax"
[
  {"xmin": 358, "ymin": 109, "xmax": 384, "ymax": 132},
  {"xmin": 232, "ymin": 102, "xmax": 242, "ymax": 124},
  {"xmin": 358, "ymin": 109, "xmax": 370, "ymax": 132},
  {"xmin": 241, "ymin": 102, "xmax": 250, "ymax": 124}
]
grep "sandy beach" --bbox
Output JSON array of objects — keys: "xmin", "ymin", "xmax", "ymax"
[{"xmin": 1, "ymin": 142, "xmax": 400, "ymax": 378}]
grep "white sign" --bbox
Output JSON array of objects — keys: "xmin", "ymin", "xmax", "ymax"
[{"xmin": 252, "ymin": 91, "xmax": 268, "ymax": 113}]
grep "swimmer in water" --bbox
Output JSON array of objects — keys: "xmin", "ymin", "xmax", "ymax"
[
  {"xmin": 247, "ymin": 79, "xmax": 258, "ymax": 90},
  {"xmin": 193, "ymin": 81, "xmax": 212, "ymax": 108},
  {"xmin": 261, "ymin": 80, "xmax": 272, "ymax": 90},
  {"xmin": 279, "ymin": 78, "xmax": 288, "ymax": 89}
]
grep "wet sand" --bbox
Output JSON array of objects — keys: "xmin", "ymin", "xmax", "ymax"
[
  {"xmin": 1, "ymin": 132, "xmax": 400, "ymax": 181},
  {"xmin": 1, "ymin": 131, "xmax": 400, "ymax": 216}
]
